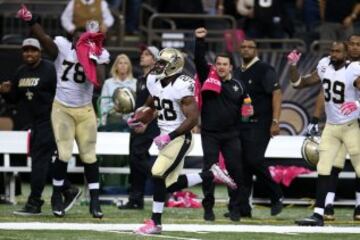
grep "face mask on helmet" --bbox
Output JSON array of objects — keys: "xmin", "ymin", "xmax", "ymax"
[{"xmin": 151, "ymin": 48, "xmax": 184, "ymax": 80}]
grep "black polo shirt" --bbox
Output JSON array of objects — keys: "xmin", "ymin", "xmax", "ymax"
[
  {"xmin": 234, "ymin": 59, "xmax": 280, "ymax": 129},
  {"xmin": 9, "ymin": 59, "xmax": 56, "ymax": 123},
  {"xmin": 195, "ymin": 38, "xmax": 247, "ymax": 133}
]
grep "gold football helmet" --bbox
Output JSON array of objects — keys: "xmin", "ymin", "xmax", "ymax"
[
  {"xmin": 152, "ymin": 48, "xmax": 184, "ymax": 79},
  {"xmin": 112, "ymin": 87, "xmax": 136, "ymax": 114},
  {"xmin": 301, "ymin": 136, "xmax": 320, "ymax": 167}
]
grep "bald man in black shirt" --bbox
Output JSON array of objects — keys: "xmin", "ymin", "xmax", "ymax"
[{"xmin": 231, "ymin": 39, "xmax": 283, "ymax": 218}]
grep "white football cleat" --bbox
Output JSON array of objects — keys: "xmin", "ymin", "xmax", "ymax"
[{"xmin": 210, "ymin": 164, "xmax": 237, "ymax": 189}]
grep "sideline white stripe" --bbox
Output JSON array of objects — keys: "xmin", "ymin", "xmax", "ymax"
[
  {"xmin": 1, "ymin": 223, "xmax": 360, "ymax": 234},
  {"xmin": 108, "ymin": 230, "xmax": 202, "ymax": 240}
]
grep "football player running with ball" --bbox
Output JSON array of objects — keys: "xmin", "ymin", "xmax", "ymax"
[
  {"xmin": 17, "ymin": 5, "xmax": 109, "ymax": 218},
  {"xmin": 128, "ymin": 48, "xmax": 237, "ymax": 235}
]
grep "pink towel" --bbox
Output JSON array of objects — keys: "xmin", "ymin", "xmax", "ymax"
[
  {"xmin": 269, "ymin": 165, "xmax": 313, "ymax": 187},
  {"xmin": 75, "ymin": 32, "xmax": 105, "ymax": 87},
  {"xmin": 166, "ymin": 191, "xmax": 201, "ymax": 208},
  {"xmin": 194, "ymin": 65, "xmax": 222, "ymax": 109},
  {"xmin": 201, "ymin": 66, "xmax": 222, "ymax": 94}
]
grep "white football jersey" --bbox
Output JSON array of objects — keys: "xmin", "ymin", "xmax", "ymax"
[
  {"xmin": 147, "ymin": 74, "xmax": 195, "ymax": 134},
  {"xmin": 317, "ymin": 58, "xmax": 360, "ymax": 124},
  {"xmin": 53, "ymin": 36, "xmax": 109, "ymax": 107}
]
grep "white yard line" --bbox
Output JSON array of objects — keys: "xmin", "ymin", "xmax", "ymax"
[
  {"xmin": 107, "ymin": 230, "xmax": 202, "ymax": 240},
  {"xmin": 0, "ymin": 222, "xmax": 360, "ymax": 234}
]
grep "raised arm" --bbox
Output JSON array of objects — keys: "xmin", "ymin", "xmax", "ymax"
[
  {"xmin": 289, "ymin": 68, "xmax": 321, "ymax": 88},
  {"xmin": 194, "ymin": 27, "xmax": 210, "ymax": 83},
  {"xmin": 30, "ymin": 24, "xmax": 58, "ymax": 60},
  {"xmin": 17, "ymin": 5, "xmax": 58, "ymax": 59},
  {"xmin": 287, "ymin": 50, "xmax": 321, "ymax": 88}
]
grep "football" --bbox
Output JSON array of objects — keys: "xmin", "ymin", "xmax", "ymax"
[{"xmin": 134, "ymin": 107, "xmax": 156, "ymax": 124}]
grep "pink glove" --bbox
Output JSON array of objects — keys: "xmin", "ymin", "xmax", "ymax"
[
  {"xmin": 154, "ymin": 134, "xmax": 171, "ymax": 150},
  {"xmin": 16, "ymin": 4, "xmax": 32, "ymax": 22},
  {"xmin": 340, "ymin": 101, "xmax": 360, "ymax": 115},
  {"xmin": 287, "ymin": 50, "xmax": 301, "ymax": 66},
  {"xmin": 127, "ymin": 116, "xmax": 144, "ymax": 128},
  {"xmin": 241, "ymin": 104, "xmax": 254, "ymax": 118}
]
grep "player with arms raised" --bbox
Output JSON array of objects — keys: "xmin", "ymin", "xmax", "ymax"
[
  {"xmin": 17, "ymin": 5, "xmax": 109, "ymax": 218},
  {"xmin": 128, "ymin": 48, "xmax": 237, "ymax": 234}
]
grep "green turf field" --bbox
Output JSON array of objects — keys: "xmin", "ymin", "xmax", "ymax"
[{"xmin": 1, "ymin": 184, "xmax": 360, "ymax": 239}]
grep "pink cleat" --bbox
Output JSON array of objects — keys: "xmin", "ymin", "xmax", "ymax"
[
  {"xmin": 210, "ymin": 164, "xmax": 237, "ymax": 190},
  {"xmin": 134, "ymin": 219, "xmax": 162, "ymax": 235}
]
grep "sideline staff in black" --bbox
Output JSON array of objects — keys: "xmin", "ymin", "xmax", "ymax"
[
  {"xmin": 194, "ymin": 27, "xmax": 249, "ymax": 222},
  {"xmin": 0, "ymin": 38, "xmax": 79, "ymax": 215},
  {"xmin": 232, "ymin": 39, "xmax": 283, "ymax": 217},
  {"xmin": 119, "ymin": 46, "xmax": 160, "ymax": 209}
]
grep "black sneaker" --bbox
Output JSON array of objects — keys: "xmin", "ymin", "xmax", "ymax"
[
  {"xmin": 118, "ymin": 200, "xmax": 144, "ymax": 210},
  {"xmin": 241, "ymin": 211, "xmax": 252, "ymax": 218},
  {"xmin": 224, "ymin": 211, "xmax": 247, "ymax": 219},
  {"xmin": 13, "ymin": 198, "xmax": 44, "ymax": 216},
  {"xmin": 295, "ymin": 213, "xmax": 324, "ymax": 226},
  {"xmin": 324, "ymin": 204, "xmax": 335, "ymax": 221},
  {"xmin": 90, "ymin": 198, "xmax": 103, "ymax": 219},
  {"xmin": 203, "ymin": 209, "xmax": 215, "ymax": 221},
  {"xmin": 51, "ymin": 191, "xmax": 65, "ymax": 217},
  {"xmin": 353, "ymin": 206, "xmax": 360, "ymax": 221},
  {"xmin": 63, "ymin": 186, "xmax": 82, "ymax": 212},
  {"xmin": 271, "ymin": 200, "xmax": 283, "ymax": 216},
  {"xmin": 229, "ymin": 211, "xmax": 241, "ymax": 222}
]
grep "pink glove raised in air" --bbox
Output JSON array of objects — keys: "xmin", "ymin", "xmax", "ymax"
[
  {"xmin": 287, "ymin": 50, "xmax": 302, "ymax": 66},
  {"xmin": 16, "ymin": 4, "xmax": 32, "ymax": 22},
  {"xmin": 340, "ymin": 101, "xmax": 360, "ymax": 115},
  {"xmin": 154, "ymin": 134, "xmax": 171, "ymax": 150}
]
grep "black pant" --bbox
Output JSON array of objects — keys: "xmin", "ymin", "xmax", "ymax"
[
  {"xmin": 201, "ymin": 130, "xmax": 243, "ymax": 212},
  {"xmin": 236, "ymin": 127, "xmax": 283, "ymax": 214},
  {"xmin": 127, "ymin": 132, "xmax": 155, "ymax": 202},
  {"xmin": 29, "ymin": 120, "xmax": 57, "ymax": 199}
]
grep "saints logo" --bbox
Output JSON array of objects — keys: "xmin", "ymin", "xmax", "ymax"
[{"xmin": 25, "ymin": 89, "xmax": 34, "ymax": 100}]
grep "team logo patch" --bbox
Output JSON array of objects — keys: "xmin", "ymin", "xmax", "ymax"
[
  {"xmin": 25, "ymin": 89, "xmax": 34, "ymax": 100},
  {"xmin": 233, "ymin": 85, "xmax": 239, "ymax": 92},
  {"xmin": 188, "ymin": 83, "xmax": 195, "ymax": 93}
]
